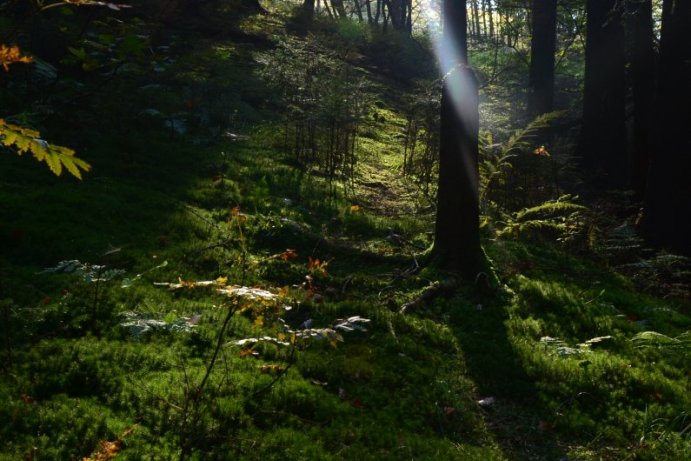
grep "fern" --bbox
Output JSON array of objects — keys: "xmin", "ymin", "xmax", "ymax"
[
  {"xmin": 0, "ymin": 118, "xmax": 91, "ymax": 179},
  {"xmin": 502, "ymin": 111, "xmax": 564, "ymax": 155},
  {"xmin": 514, "ymin": 196, "xmax": 586, "ymax": 221},
  {"xmin": 632, "ymin": 331, "xmax": 691, "ymax": 355},
  {"xmin": 497, "ymin": 195, "xmax": 586, "ymax": 242},
  {"xmin": 479, "ymin": 111, "xmax": 566, "ymax": 208}
]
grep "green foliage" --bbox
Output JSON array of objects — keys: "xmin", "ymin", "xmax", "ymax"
[
  {"xmin": 632, "ymin": 331, "xmax": 691, "ymax": 355},
  {"xmin": 492, "ymin": 192, "xmax": 586, "ymax": 244}
]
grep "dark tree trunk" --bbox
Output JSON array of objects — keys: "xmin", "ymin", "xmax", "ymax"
[
  {"xmin": 353, "ymin": 0, "xmax": 364, "ymax": 22},
  {"xmin": 433, "ymin": 0, "xmax": 482, "ymax": 277},
  {"xmin": 578, "ymin": 0, "xmax": 627, "ymax": 184},
  {"xmin": 365, "ymin": 0, "xmax": 374, "ymax": 23},
  {"xmin": 332, "ymin": 0, "xmax": 347, "ymax": 17},
  {"xmin": 481, "ymin": 0, "xmax": 488, "ymax": 38},
  {"xmin": 528, "ymin": 0, "xmax": 557, "ymax": 116},
  {"xmin": 640, "ymin": 0, "xmax": 691, "ymax": 255},
  {"xmin": 300, "ymin": 0, "xmax": 316, "ymax": 25},
  {"xmin": 386, "ymin": 0, "xmax": 409, "ymax": 31},
  {"xmin": 629, "ymin": 0, "xmax": 655, "ymax": 198},
  {"xmin": 471, "ymin": 0, "xmax": 481, "ymax": 41}
]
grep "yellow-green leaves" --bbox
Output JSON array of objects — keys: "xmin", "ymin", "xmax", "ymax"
[{"xmin": 0, "ymin": 118, "xmax": 91, "ymax": 179}]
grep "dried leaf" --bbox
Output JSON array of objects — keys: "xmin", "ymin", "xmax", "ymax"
[{"xmin": 0, "ymin": 44, "xmax": 32, "ymax": 72}]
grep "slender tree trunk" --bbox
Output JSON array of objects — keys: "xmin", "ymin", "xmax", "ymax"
[
  {"xmin": 468, "ymin": 0, "xmax": 477, "ymax": 39},
  {"xmin": 640, "ymin": 0, "xmax": 691, "ymax": 255},
  {"xmin": 528, "ymin": 0, "xmax": 557, "ymax": 116},
  {"xmin": 471, "ymin": 0, "xmax": 481, "ymax": 41},
  {"xmin": 578, "ymin": 0, "xmax": 627, "ymax": 184},
  {"xmin": 433, "ymin": 0, "xmax": 482, "ymax": 277},
  {"xmin": 486, "ymin": 0, "xmax": 494, "ymax": 42},
  {"xmin": 365, "ymin": 0, "xmax": 374, "ymax": 23},
  {"xmin": 481, "ymin": 0, "xmax": 488, "ymax": 39},
  {"xmin": 375, "ymin": 0, "xmax": 382, "ymax": 25},
  {"xmin": 629, "ymin": 0, "xmax": 655, "ymax": 198},
  {"xmin": 332, "ymin": 0, "xmax": 346, "ymax": 17},
  {"xmin": 353, "ymin": 0, "xmax": 364, "ymax": 21}
]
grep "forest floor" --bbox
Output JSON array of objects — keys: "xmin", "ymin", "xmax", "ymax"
[{"xmin": 0, "ymin": 7, "xmax": 689, "ymax": 461}]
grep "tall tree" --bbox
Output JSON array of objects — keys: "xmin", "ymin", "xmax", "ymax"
[
  {"xmin": 578, "ymin": 0, "xmax": 627, "ymax": 184},
  {"xmin": 528, "ymin": 0, "xmax": 557, "ymax": 116},
  {"xmin": 433, "ymin": 0, "xmax": 482, "ymax": 277},
  {"xmin": 640, "ymin": 0, "xmax": 691, "ymax": 255},
  {"xmin": 628, "ymin": 0, "xmax": 655, "ymax": 198}
]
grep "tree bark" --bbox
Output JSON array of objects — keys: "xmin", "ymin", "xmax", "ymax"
[
  {"xmin": 578, "ymin": 0, "xmax": 627, "ymax": 184},
  {"xmin": 629, "ymin": 0, "xmax": 655, "ymax": 198},
  {"xmin": 640, "ymin": 0, "xmax": 691, "ymax": 255},
  {"xmin": 433, "ymin": 0, "xmax": 482, "ymax": 277},
  {"xmin": 528, "ymin": 0, "xmax": 557, "ymax": 116},
  {"xmin": 471, "ymin": 0, "xmax": 481, "ymax": 41},
  {"xmin": 486, "ymin": 0, "xmax": 494, "ymax": 41}
]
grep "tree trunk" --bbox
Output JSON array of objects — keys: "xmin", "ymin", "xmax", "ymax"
[
  {"xmin": 481, "ymin": 0, "xmax": 488, "ymax": 39},
  {"xmin": 629, "ymin": 0, "xmax": 655, "ymax": 198},
  {"xmin": 486, "ymin": 0, "xmax": 494, "ymax": 41},
  {"xmin": 433, "ymin": 0, "xmax": 482, "ymax": 277},
  {"xmin": 353, "ymin": 0, "xmax": 364, "ymax": 22},
  {"xmin": 332, "ymin": 0, "xmax": 347, "ymax": 17},
  {"xmin": 640, "ymin": 0, "xmax": 691, "ymax": 255},
  {"xmin": 528, "ymin": 0, "xmax": 557, "ymax": 116},
  {"xmin": 300, "ymin": 0, "xmax": 316, "ymax": 25},
  {"xmin": 365, "ymin": 0, "xmax": 374, "ymax": 23},
  {"xmin": 471, "ymin": 0, "xmax": 481, "ymax": 41},
  {"xmin": 578, "ymin": 0, "xmax": 627, "ymax": 184}
]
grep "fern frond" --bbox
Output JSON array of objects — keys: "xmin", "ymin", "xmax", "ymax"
[
  {"xmin": 503, "ymin": 111, "xmax": 564, "ymax": 155},
  {"xmin": 515, "ymin": 195, "xmax": 586, "ymax": 221}
]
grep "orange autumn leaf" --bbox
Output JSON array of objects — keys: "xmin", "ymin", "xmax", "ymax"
[
  {"xmin": 82, "ymin": 440, "xmax": 121, "ymax": 461},
  {"xmin": 533, "ymin": 145, "xmax": 550, "ymax": 157},
  {"xmin": 82, "ymin": 426, "xmax": 135, "ymax": 461},
  {"xmin": 308, "ymin": 256, "xmax": 328, "ymax": 276},
  {"xmin": 278, "ymin": 249, "xmax": 298, "ymax": 261},
  {"xmin": 0, "ymin": 44, "xmax": 32, "ymax": 72}
]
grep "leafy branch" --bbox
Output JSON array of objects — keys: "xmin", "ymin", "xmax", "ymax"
[{"xmin": 0, "ymin": 118, "xmax": 91, "ymax": 179}]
